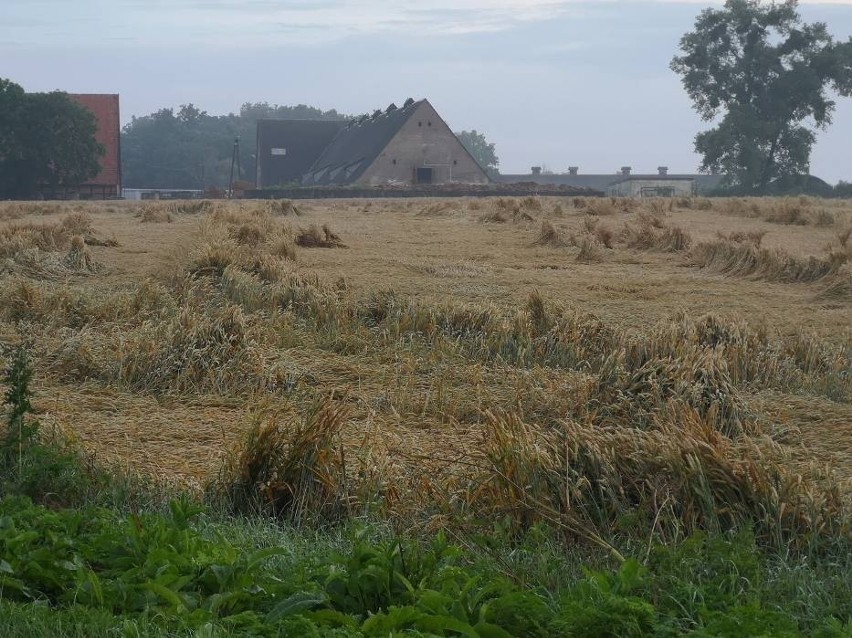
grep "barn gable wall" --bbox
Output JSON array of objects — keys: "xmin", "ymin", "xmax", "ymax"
[{"xmin": 357, "ymin": 101, "xmax": 489, "ymax": 186}]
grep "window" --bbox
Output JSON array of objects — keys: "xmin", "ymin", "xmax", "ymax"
[
  {"xmin": 427, "ymin": 121, "xmax": 432, "ymax": 127},
  {"xmin": 418, "ymin": 121, "xmax": 422, "ymax": 127},
  {"xmin": 453, "ymin": 160, "xmax": 458, "ymax": 166},
  {"xmin": 270, "ymin": 148, "xmax": 287, "ymax": 156},
  {"xmin": 392, "ymin": 159, "xmax": 397, "ymax": 165}
]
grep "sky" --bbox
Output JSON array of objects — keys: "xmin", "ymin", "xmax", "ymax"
[{"xmin": 2, "ymin": 1, "xmax": 851, "ymax": 181}]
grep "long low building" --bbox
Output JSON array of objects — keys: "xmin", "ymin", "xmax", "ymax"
[{"xmin": 497, "ymin": 166, "xmax": 724, "ymax": 196}]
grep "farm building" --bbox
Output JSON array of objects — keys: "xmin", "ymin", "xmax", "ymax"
[
  {"xmin": 68, "ymin": 94, "xmax": 122, "ymax": 199},
  {"xmin": 256, "ymin": 98, "xmax": 490, "ymax": 188},
  {"xmin": 256, "ymin": 120, "xmax": 347, "ymax": 187},
  {"xmin": 498, "ymin": 166, "xmax": 723, "ymax": 196},
  {"xmin": 606, "ymin": 175, "xmax": 696, "ymax": 197}
]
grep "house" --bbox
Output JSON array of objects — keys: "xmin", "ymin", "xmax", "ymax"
[
  {"xmin": 255, "ymin": 98, "xmax": 490, "ymax": 188},
  {"xmin": 68, "ymin": 94, "xmax": 122, "ymax": 199},
  {"xmin": 498, "ymin": 166, "xmax": 724, "ymax": 196}
]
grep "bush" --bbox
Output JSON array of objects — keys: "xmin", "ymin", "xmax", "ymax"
[
  {"xmin": 1, "ymin": 346, "xmax": 91, "ymax": 506},
  {"xmin": 210, "ymin": 399, "xmax": 350, "ymax": 522}
]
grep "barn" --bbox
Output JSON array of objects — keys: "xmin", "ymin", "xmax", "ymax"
[
  {"xmin": 68, "ymin": 94, "xmax": 122, "ymax": 199},
  {"xmin": 256, "ymin": 98, "xmax": 490, "ymax": 189}
]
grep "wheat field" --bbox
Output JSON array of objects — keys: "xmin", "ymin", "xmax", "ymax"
[{"xmin": 1, "ymin": 195, "xmax": 850, "ymax": 542}]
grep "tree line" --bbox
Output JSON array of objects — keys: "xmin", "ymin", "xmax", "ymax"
[{"xmin": 121, "ymin": 102, "xmax": 346, "ymax": 191}]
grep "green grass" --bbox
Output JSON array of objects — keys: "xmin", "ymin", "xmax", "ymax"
[{"xmin": 0, "ymin": 497, "xmax": 849, "ymax": 637}]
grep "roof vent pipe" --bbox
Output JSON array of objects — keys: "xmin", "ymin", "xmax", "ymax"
[
  {"xmin": 620, "ymin": 166, "xmax": 632, "ymax": 176},
  {"xmin": 658, "ymin": 166, "xmax": 669, "ymax": 176},
  {"xmin": 568, "ymin": 166, "xmax": 579, "ymax": 175},
  {"xmin": 531, "ymin": 166, "xmax": 542, "ymax": 175}
]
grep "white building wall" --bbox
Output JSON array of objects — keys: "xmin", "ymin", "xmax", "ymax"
[{"xmin": 607, "ymin": 179, "xmax": 695, "ymax": 197}]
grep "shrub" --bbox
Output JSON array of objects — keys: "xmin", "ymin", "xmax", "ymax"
[
  {"xmin": 691, "ymin": 241, "xmax": 846, "ymax": 283},
  {"xmin": 471, "ymin": 410, "xmax": 844, "ymax": 548},
  {"xmin": 584, "ymin": 199, "xmax": 619, "ymax": 216},
  {"xmin": 532, "ymin": 221, "xmax": 567, "ymax": 247},
  {"xmin": 63, "ymin": 236, "xmax": 98, "ymax": 273},
  {"xmin": 296, "ymin": 224, "xmax": 346, "ymax": 248},
  {"xmin": 60, "ymin": 212, "xmax": 93, "ymax": 236},
  {"xmin": 623, "ymin": 220, "xmax": 692, "ymax": 252},
  {"xmin": 716, "ymin": 230, "xmax": 767, "ymax": 247},
  {"xmin": 139, "ymin": 204, "xmax": 173, "ymax": 223},
  {"xmin": 0, "ymin": 346, "xmax": 93, "ymax": 506},
  {"xmin": 210, "ymin": 398, "xmax": 349, "ymax": 522},
  {"xmin": 576, "ymin": 236, "xmax": 603, "ymax": 263}
]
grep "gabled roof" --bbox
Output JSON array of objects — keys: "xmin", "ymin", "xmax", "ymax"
[
  {"xmin": 256, "ymin": 119, "xmax": 346, "ymax": 187},
  {"xmin": 68, "ymin": 94, "xmax": 121, "ymax": 188},
  {"xmin": 303, "ymin": 100, "xmax": 424, "ymax": 185}
]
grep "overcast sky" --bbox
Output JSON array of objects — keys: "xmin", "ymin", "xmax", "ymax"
[{"xmin": 2, "ymin": 1, "xmax": 851, "ymax": 181}]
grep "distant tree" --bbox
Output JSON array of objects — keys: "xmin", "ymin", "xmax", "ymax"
[
  {"xmin": 121, "ymin": 102, "xmax": 346, "ymax": 189},
  {"xmin": 0, "ymin": 79, "xmax": 26, "ymax": 196},
  {"xmin": 239, "ymin": 102, "xmax": 345, "ymax": 122},
  {"xmin": 671, "ymin": 1, "xmax": 852, "ymax": 194},
  {"xmin": 455, "ymin": 130, "xmax": 500, "ymax": 177},
  {"xmin": 0, "ymin": 79, "xmax": 102, "ymax": 198},
  {"xmin": 835, "ymin": 181, "xmax": 852, "ymax": 198}
]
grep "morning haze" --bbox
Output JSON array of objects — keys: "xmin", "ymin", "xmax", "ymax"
[{"xmin": 2, "ymin": 0, "xmax": 851, "ymax": 180}]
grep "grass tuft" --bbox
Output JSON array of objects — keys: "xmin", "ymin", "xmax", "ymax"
[{"xmin": 210, "ymin": 398, "xmax": 349, "ymax": 522}]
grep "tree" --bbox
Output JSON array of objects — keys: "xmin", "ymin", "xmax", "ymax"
[
  {"xmin": 0, "ymin": 79, "xmax": 103, "ymax": 199},
  {"xmin": 121, "ymin": 102, "xmax": 346, "ymax": 189},
  {"xmin": 455, "ymin": 130, "xmax": 500, "ymax": 177},
  {"xmin": 671, "ymin": 1, "xmax": 852, "ymax": 194},
  {"xmin": 0, "ymin": 80, "xmax": 101, "ymax": 198}
]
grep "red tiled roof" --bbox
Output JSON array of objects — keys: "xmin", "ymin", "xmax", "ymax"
[{"xmin": 69, "ymin": 94, "xmax": 121, "ymax": 189}]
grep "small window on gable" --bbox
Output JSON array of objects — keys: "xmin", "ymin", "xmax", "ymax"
[
  {"xmin": 427, "ymin": 121, "xmax": 432, "ymax": 127},
  {"xmin": 392, "ymin": 159, "xmax": 397, "ymax": 165},
  {"xmin": 453, "ymin": 160, "xmax": 458, "ymax": 166},
  {"xmin": 418, "ymin": 121, "xmax": 422, "ymax": 127}
]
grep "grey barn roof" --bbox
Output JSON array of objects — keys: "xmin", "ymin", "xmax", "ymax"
[
  {"xmin": 256, "ymin": 119, "xmax": 347, "ymax": 187},
  {"xmin": 303, "ymin": 100, "xmax": 425, "ymax": 186}
]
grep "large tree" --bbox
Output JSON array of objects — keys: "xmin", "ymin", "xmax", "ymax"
[
  {"xmin": 671, "ymin": 0, "xmax": 852, "ymax": 193},
  {"xmin": 0, "ymin": 79, "xmax": 103, "ymax": 199},
  {"xmin": 455, "ymin": 130, "xmax": 500, "ymax": 178}
]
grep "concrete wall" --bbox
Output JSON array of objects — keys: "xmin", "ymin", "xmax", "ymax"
[
  {"xmin": 607, "ymin": 179, "xmax": 695, "ymax": 197},
  {"xmin": 358, "ymin": 101, "xmax": 489, "ymax": 186}
]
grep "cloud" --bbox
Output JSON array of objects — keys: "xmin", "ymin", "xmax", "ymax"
[{"xmin": 2, "ymin": 0, "xmax": 850, "ymax": 47}]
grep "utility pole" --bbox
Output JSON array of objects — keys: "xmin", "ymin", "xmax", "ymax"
[{"xmin": 228, "ymin": 137, "xmax": 241, "ymax": 198}]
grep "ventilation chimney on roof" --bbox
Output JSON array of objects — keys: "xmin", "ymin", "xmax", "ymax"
[
  {"xmin": 531, "ymin": 166, "xmax": 542, "ymax": 176},
  {"xmin": 620, "ymin": 166, "xmax": 632, "ymax": 176},
  {"xmin": 403, "ymin": 97, "xmax": 415, "ymax": 107},
  {"xmin": 568, "ymin": 167, "xmax": 579, "ymax": 175},
  {"xmin": 658, "ymin": 166, "xmax": 669, "ymax": 176},
  {"xmin": 386, "ymin": 103, "xmax": 397, "ymax": 113}
]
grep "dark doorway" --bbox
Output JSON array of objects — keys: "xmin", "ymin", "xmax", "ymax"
[{"xmin": 415, "ymin": 167, "xmax": 433, "ymax": 184}]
